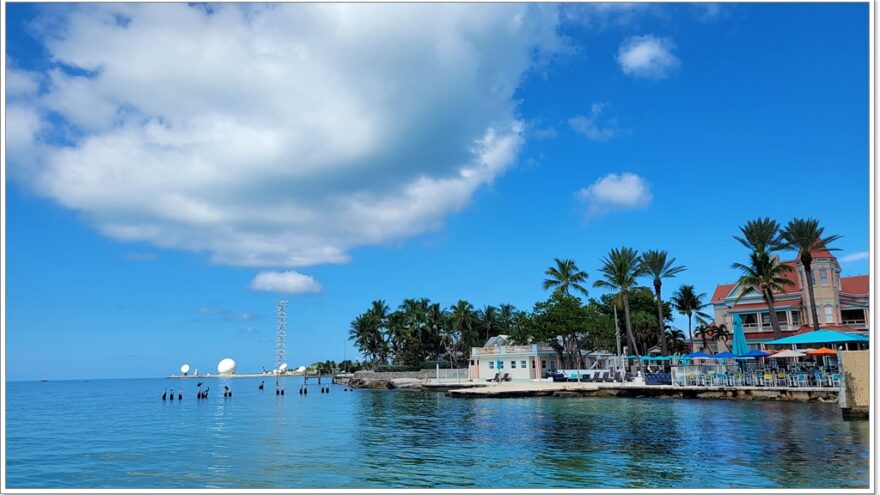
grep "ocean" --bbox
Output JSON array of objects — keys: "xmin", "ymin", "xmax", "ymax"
[{"xmin": 5, "ymin": 377, "xmax": 870, "ymax": 489}]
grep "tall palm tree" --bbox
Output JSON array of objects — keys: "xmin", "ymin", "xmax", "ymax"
[
  {"xmin": 671, "ymin": 284, "xmax": 711, "ymax": 350},
  {"xmin": 543, "ymin": 258, "xmax": 589, "ymax": 298},
  {"xmin": 450, "ymin": 300, "xmax": 478, "ymax": 355},
  {"xmin": 692, "ymin": 322, "xmax": 713, "ymax": 353},
  {"xmin": 710, "ymin": 323, "xmax": 731, "ymax": 352},
  {"xmin": 594, "ymin": 247, "xmax": 643, "ymax": 360},
  {"xmin": 367, "ymin": 300, "xmax": 390, "ymax": 364},
  {"xmin": 641, "ymin": 249, "xmax": 686, "ymax": 355},
  {"xmin": 734, "ymin": 217, "xmax": 785, "ymax": 253},
  {"xmin": 665, "ymin": 328, "xmax": 687, "ymax": 355},
  {"xmin": 781, "ymin": 218, "xmax": 842, "ymax": 330},
  {"xmin": 732, "ymin": 250, "xmax": 795, "ymax": 339},
  {"xmin": 478, "ymin": 305, "xmax": 499, "ymax": 341}
]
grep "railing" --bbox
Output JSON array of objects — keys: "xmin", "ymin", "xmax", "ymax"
[
  {"xmin": 472, "ymin": 344, "xmax": 555, "ymax": 356},
  {"xmin": 741, "ymin": 323, "xmax": 800, "ymax": 333},
  {"xmin": 423, "ymin": 368, "xmax": 469, "ymax": 383},
  {"xmin": 842, "ymin": 320, "xmax": 868, "ymax": 329}
]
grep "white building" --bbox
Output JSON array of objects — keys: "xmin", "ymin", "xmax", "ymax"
[{"xmin": 469, "ymin": 335, "xmax": 560, "ymax": 381}]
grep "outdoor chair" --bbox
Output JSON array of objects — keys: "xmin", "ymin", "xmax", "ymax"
[
  {"xmin": 777, "ymin": 372, "xmax": 786, "ymax": 387},
  {"xmin": 486, "ymin": 373, "xmax": 499, "ymax": 382},
  {"xmin": 501, "ymin": 373, "xmax": 511, "ymax": 382},
  {"xmin": 762, "ymin": 373, "xmax": 774, "ymax": 387},
  {"xmin": 583, "ymin": 375, "xmax": 594, "ymax": 382},
  {"xmin": 604, "ymin": 374, "xmax": 614, "ymax": 383},
  {"xmin": 797, "ymin": 374, "xmax": 808, "ymax": 388},
  {"xmin": 830, "ymin": 373, "xmax": 841, "ymax": 387}
]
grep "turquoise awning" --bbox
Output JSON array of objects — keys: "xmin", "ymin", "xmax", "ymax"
[{"xmin": 763, "ymin": 329, "xmax": 869, "ymax": 346}]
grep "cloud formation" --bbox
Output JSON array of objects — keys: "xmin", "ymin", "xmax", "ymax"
[
  {"xmin": 9, "ymin": 4, "xmax": 564, "ymax": 268},
  {"xmin": 839, "ymin": 251, "xmax": 869, "ymax": 264},
  {"xmin": 616, "ymin": 35, "xmax": 680, "ymax": 79},
  {"xmin": 568, "ymin": 103, "xmax": 625, "ymax": 142},
  {"xmin": 577, "ymin": 172, "xmax": 652, "ymax": 218},
  {"xmin": 250, "ymin": 271, "xmax": 323, "ymax": 295}
]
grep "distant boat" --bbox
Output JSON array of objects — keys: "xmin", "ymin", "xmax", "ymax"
[{"xmin": 40, "ymin": 379, "xmax": 48, "ymax": 382}]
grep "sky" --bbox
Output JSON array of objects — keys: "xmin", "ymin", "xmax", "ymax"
[{"xmin": 5, "ymin": 2, "xmax": 870, "ymax": 381}]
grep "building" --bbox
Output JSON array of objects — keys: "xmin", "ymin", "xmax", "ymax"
[
  {"xmin": 469, "ymin": 335, "xmax": 560, "ymax": 381},
  {"xmin": 709, "ymin": 249, "xmax": 868, "ymax": 352}
]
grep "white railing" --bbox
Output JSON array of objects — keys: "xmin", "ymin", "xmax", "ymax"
[
  {"xmin": 423, "ymin": 368, "xmax": 469, "ymax": 383},
  {"xmin": 742, "ymin": 323, "xmax": 799, "ymax": 333},
  {"xmin": 842, "ymin": 320, "xmax": 868, "ymax": 329}
]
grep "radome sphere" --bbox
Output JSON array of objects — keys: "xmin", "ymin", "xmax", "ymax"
[
  {"xmin": 180, "ymin": 363, "xmax": 190, "ymax": 374},
  {"xmin": 217, "ymin": 358, "xmax": 236, "ymax": 375}
]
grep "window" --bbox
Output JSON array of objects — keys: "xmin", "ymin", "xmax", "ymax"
[
  {"xmin": 541, "ymin": 361, "xmax": 547, "ymax": 369},
  {"xmin": 824, "ymin": 305, "xmax": 834, "ymax": 323},
  {"xmin": 489, "ymin": 361, "xmax": 494, "ymax": 369},
  {"xmin": 820, "ymin": 270, "xmax": 828, "ymax": 286},
  {"xmin": 809, "ymin": 271, "xmax": 815, "ymax": 285},
  {"xmin": 498, "ymin": 361, "xmax": 504, "ymax": 369},
  {"xmin": 521, "ymin": 360, "xmax": 527, "ymax": 369},
  {"xmin": 790, "ymin": 311, "xmax": 800, "ymax": 325},
  {"xmin": 776, "ymin": 311, "xmax": 788, "ymax": 325},
  {"xmin": 511, "ymin": 361, "xmax": 516, "ymax": 369},
  {"xmin": 760, "ymin": 312, "xmax": 770, "ymax": 326}
]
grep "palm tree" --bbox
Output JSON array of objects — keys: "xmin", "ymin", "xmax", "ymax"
[
  {"xmin": 734, "ymin": 217, "xmax": 785, "ymax": 253},
  {"xmin": 671, "ymin": 284, "xmax": 711, "ymax": 350},
  {"xmin": 367, "ymin": 300, "xmax": 390, "ymax": 364},
  {"xmin": 781, "ymin": 218, "xmax": 842, "ymax": 330},
  {"xmin": 732, "ymin": 250, "xmax": 795, "ymax": 339},
  {"xmin": 665, "ymin": 328, "xmax": 687, "ymax": 354},
  {"xmin": 710, "ymin": 323, "xmax": 731, "ymax": 352},
  {"xmin": 450, "ymin": 300, "xmax": 478, "ymax": 356},
  {"xmin": 641, "ymin": 249, "xmax": 686, "ymax": 355},
  {"xmin": 594, "ymin": 247, "xmax": 643, "ymax": 360},
  {"xmin": 543, "ymin": 258, "xmax": 589, "ymax": 298},
  {"xmin": 477, "ymin": 305, "xmax": 499, "ymax": 341},
  {"xmin": 692, "ymin": 322, "xmax": 713, "ymax": 353}
]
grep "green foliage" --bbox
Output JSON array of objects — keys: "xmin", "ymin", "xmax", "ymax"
[{"xmin": 374, "ymin": 364, "xmax": 421, "ymax": 372}]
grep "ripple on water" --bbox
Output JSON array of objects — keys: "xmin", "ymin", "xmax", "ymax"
[{"xmin": 5, "ymin": 379, "xmax": 870, "ymax": 489}]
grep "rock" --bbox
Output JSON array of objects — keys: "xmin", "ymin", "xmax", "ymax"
[
  {"xmin": 348, "ymin": 377, "xmax": 392, "ymax": 389},
  {"xmin": 390, "ymin": 378, "xmax": 423, "ymax": 389}
]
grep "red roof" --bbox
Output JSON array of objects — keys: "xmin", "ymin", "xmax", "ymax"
[
  {"xmin": 711, "ymin": 284, "xmax": 735, "ymax": 303},
  {"xmin": 841, "ymin": 275, "xmax": 869, "ymax": 295}
]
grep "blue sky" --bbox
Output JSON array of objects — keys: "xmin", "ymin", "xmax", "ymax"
[{"xmin": 5, "ymin": 3, "xmax": 869, "ymax": 380}]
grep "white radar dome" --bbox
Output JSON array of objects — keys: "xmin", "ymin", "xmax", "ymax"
[
  {"xmin": 180, "ymin": 363, "xmax": 190, "ymax": 374},
  {"xmin": 279, "ymin": 363, "xmax": 288, "ymax": 372},
  {"xmin": 296, "ymin": 365, "xmax": 307, "ymax": 373},
  {"xmin": 217, "ymin": 358, "xmax": 236, "ymax": 375}
]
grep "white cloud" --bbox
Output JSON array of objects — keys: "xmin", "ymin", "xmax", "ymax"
[
  {"xmin": 250, "ymin": 271, "xmax": 322, "ymax": 295},
  {"xmin": 568, "ymin": 102, "xmax": 624, "ymax": 141},
  {"xmin": 840, "ymin": 251, "xmax": 869, "ymax": 263},
  {"xmin": 8, "ymin": 4, "xmax": 564, "ymax": 268},
  {"xmin": 577, "ymin": 172, "xmax": 652, "ymax": 218},
  {"xmin": 616, "ymin": 35, "xmax": 680, "ymax": 79}
]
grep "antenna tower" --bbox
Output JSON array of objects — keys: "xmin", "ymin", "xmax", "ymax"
[{"xmin": 276, "ymin": 300, "xmax": 288, "ymax": 369}]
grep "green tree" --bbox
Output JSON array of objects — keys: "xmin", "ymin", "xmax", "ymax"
[
  {"xmin": 527, "ymin": 294, "xmax": 612, "ymax": 368},
  {"xmin": 734, "ymin": 217, "xmax": 785, "ymax": 253},
  {"xmin": 640, "ymin": 249, "xmax": 686, "ymax": 355},
  {"xmin": 732, "ymin": 250, "xmax": 795, "ymax": 339},
  {"xmin": 543, "ymin": 258, "xmax": 589, "ymax": 298},
  {"xmin": 671, "ymin": 284, "xmax": 711, "ymax": 351},
  {"xmin": 450, "ymin": 300, "xmax": 478, "ymax": 360},
  {"xmin": 665, "ymin": 328, "xmax": 688, "ymax": 354},
  {"xmin": 594, "ymin": 247, "xmax": 644, "ymax": 361},
  {"xmin": 710, "ymin": 323, "xmax": 731, "ymax": 352},
  {"xmin": 781, "ymin": 218, "xmax": 842, "ymax": 330},
  {"xmin": 477, "ymin": 305, "xmax": 500, "ymax": 342}
]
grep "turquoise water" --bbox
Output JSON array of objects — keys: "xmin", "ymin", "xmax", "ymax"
[{"xmin": 6, "ymin": 378, "xmax": 869, "ymax": 489}]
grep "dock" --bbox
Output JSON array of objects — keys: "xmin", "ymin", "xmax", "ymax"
[{"xmin": 445, "ymin": 381, "xmax": 839, "ymax": 402}]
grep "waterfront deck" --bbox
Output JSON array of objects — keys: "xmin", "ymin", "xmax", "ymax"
[{"xmin": 445, "ymin": 381, "xmax": 839, "ymax": 402}]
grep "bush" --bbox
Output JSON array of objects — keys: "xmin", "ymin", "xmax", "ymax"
[{"xmin": 374, "ymin": 364, "xmax": 421, "ymax": 372}]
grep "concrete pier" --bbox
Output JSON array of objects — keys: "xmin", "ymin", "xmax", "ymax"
[{"xmin": 445, "ymin": 381, "xmax": 839, "ymax": 402}]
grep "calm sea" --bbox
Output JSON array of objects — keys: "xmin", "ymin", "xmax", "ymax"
[{"xmin": 5, "ymin": 377, "xmax": 870, "ymax": 489}]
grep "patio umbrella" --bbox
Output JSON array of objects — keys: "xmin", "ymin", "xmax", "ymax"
[
  {"xmin": 739, "ymin": 349, "xmax": 771, "ymax": 358},
  {"xmin": 684, "ymin": 351, "xmax": 713, "ymax": 360},
  {"xmin": 731, "ymin": 314, "xmax": 749, "ymax": 356},
  {"xmin": 713, "ymin": 352, "xmax": 737, "ymax": 359},
  {"xmin": 764, "ymin": 329, "xmax": 869, "ymax": 346},
  {"xmin": 806, "ymin": 347, "xmax": 837, "ymax": 357},
  {"xmin": 768, "ymin": 349, "xmax": 806, "ymax": 359}
]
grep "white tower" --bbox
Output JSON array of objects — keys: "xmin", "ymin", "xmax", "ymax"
[{"xmin": 276, "ymin": 300, "xmax": 288, "ymax": 370}]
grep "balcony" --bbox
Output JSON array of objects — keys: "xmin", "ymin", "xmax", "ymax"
[
  {"xmin": 741, "ymin": 323, "xmax": 801, "ymax": 333},
  {"xmin": 842, "ymin": 320, "xmax": 869, "ymax": 329}
]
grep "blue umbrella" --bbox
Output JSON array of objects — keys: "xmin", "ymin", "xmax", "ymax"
[
  {"xmin": 732, "ymin": 314, "xmax": 749, "ymax": 356},
  {"xmin": 683, "ymin": 351, "xmax": 713, "ymax": 359},
  {"xmin": 713, "ymin": 351, "xmax": 737, "ymax": 359},
  {"xmin": 739, "ymin": 349, "xmax": 771, "ymax": 358}
]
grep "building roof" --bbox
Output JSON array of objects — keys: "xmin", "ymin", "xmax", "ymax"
[
  {"xmin": 841, "ymin": 275, "xmax": 869, "ymax": 295},
  {"xmin": 483, "ymin": 335, "xmax": 510, "ymax": 347},
  {"xmin": 711, "ymin": 284, "xmax": 735, "ymax": 303},
  {"xmin": 725, "ymin": 300, "xmax": 801, "ymax": 311}
]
